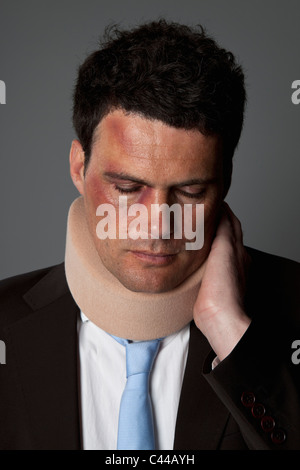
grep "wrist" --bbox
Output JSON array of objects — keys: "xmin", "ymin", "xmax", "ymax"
[{"xmin": 195, "ymin": 307, "xmax": 251, "ymax": 362}]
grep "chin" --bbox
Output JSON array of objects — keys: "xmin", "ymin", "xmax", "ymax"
[{"xmin": 116, "ymin": 272, "xmax": 183, "ymax": 294}]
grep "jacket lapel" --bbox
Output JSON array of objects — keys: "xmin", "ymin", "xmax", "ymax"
[
  {"xmin": 5, "ymin": 264, "xmax": 81, "ymax": 449},
  {"xmin": 173, "ymin": 321, "xmax": 230, "ymax": 450}
]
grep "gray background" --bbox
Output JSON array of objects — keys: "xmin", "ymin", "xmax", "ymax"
[{"xmin": 0, "ymin": 0, "xmax": 299, "ymax": 280}]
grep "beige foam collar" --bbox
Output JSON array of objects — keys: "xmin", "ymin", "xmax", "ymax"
[{"xmin": 64, "ymin": 197, "xmax": 203, "ymax": 340}]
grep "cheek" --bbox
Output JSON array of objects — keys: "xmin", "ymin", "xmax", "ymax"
[
  {"xmin": 83, "ymin": 174, "xmax": 115, "ymax": 242},
  {"xmin": 84, "ymin": 173, "xmax": 126, "ymax": 243},
  {"xmin": 85, "ymin": 172, "xmax": 113, "ymax": 210}
]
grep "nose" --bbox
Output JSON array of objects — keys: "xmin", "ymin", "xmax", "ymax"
[{"xmin": 146, "ymin": 189, "xmax": 179, "ymax": 240}]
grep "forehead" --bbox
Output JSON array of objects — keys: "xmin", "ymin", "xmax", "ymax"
[{"xmin": 91, "ymin": 109, "xmax": 222, "ymax": 180}]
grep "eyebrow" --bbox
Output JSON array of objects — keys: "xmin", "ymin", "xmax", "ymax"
[{"xmin": 103, "ymin": 171, "xmax": 219, "ymax": 187}]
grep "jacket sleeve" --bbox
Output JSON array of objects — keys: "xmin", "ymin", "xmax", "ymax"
[{"xmin": 203, "ymin": 309, "xmax": 300, "ymax": 450}]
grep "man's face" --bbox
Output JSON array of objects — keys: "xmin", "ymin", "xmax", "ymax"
[{"xmin": 70, "ymin": 109, "xmax": 225, "ymax": 293}]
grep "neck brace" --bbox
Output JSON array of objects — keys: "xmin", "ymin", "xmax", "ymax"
[{"xmin": 64, "ymin": 197, "xmax": 204, "ymax": 340}]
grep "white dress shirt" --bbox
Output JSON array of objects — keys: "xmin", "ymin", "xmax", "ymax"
[{"xmin": 78, "ymin": 312, "xmax": 190, "ymax": 450}]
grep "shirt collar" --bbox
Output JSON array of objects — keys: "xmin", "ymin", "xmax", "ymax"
[{"xmin": 80, "ymin": 310, "xmax": 190, "ymax": 350}]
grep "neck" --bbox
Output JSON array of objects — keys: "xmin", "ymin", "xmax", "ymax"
[{"xmin": 64, "ymin": 197, "xmax": 204, "ymax": 340}]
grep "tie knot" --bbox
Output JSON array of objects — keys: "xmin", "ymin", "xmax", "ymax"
[{"xmin": 126, "ymin": 340, "xmax": 160, "ymax": 377}]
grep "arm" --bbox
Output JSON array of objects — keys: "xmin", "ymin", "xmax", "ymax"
[{"xmin": 193, "ymin": 204, "xmax": 300, "ymax": 449}]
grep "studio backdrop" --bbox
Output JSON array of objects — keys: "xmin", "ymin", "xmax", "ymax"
[{"xmin": 0, "ymin": 0, "xmax": 299, "ymax": 279}]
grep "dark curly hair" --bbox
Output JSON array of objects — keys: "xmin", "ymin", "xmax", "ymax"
[{"xmin": 72, "ymin": 20, "xmax": 246, "ymax": 188}]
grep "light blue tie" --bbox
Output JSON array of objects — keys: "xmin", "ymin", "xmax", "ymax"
[{"xmin": 112, "ymin": 336, "xmax": 160, "ymax": 450}]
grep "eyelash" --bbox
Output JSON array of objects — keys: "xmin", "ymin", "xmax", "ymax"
[
  {"xmin": 177, "ymin": 189, "xmax": 205, "ymax": 199},
  {"xmin": 114, "ymin": 185, "xmax": 205, "ymax": 200},
  {"xmin": 114, "ymin": 185, "xmax": 141, "ymax": 194}
]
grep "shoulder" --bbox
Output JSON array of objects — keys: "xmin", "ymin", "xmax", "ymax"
[
  {"xmin": 246, "ymin": 246, "xmax": 299, "ymax": 289},
  {"xmin": 246, "ymin": 246, "xmax": 299, "ymax": 273},
  {"xmin": 245, "ymin": 246, "xmax": 299, "ymax": 326},
  {"xmin": 246, "ymin": 246, "xmax": 299, "ymax": 292},
  {"xmin": 0, "ymin": 263, "xmax": 67, "ymax": 326},
  {"xmin": 0, "ymin": 265, "xmax": 58, "ymax": 294}
]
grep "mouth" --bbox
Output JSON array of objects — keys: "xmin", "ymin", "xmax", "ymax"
[{"xmin": 130, "ymin": 250, "xmax": 179, "ymax": 265}]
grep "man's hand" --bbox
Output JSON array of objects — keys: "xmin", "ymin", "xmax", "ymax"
[{"xmin": 193, "ymin": 203, "xmax": 251, "ymax": 362}]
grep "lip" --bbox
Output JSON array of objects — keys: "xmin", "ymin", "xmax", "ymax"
[{"xmin": 130, "ymin": 250, "xmax": 179, "ymax": 265}]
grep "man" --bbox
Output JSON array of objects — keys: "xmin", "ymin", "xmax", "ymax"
[{"xmin": 0, "ymin": 20, "xmax": 299, "ymax": 450}]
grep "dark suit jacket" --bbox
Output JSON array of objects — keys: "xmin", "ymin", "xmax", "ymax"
[{"xmin": 0, "ymin": 247, "xmax": 299, "ymax": 450}]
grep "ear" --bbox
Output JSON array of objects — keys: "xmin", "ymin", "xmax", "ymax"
[{"xmin": 69, "ymin": 139, "xmax": 85, "ymax": 195}]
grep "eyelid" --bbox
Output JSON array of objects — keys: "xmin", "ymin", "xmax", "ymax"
[
  {"xmin": 176, "ymin": 188, "xmax": 206, "ymax": 199},
  {"xmin": 114, "ymin": 184, "xmax": 142, "ymax": 193},
  {"xmin": 113, "ymin": 182, "xmax": 206, "ymax": 198},
  {"xmin": 177, "ymin": 184, "xmax": 204, "ymax": 192}
]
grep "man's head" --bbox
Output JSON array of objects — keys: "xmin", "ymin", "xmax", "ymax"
[{"xmin": 70, "ymin": 20, "xmax": 246, "ymax": 293}]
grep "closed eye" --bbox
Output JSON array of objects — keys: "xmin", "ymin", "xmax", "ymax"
[
  {"xmin": 175, "ymin": 188, "xmax": 206, "ymax": 199},
  {"xmin": 114, "ymin": 184, "xmax": 142, "ymax": 194},
  {"xmin": 114, "ymin": 184, "xmax": 206, "ymax": 199}
]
